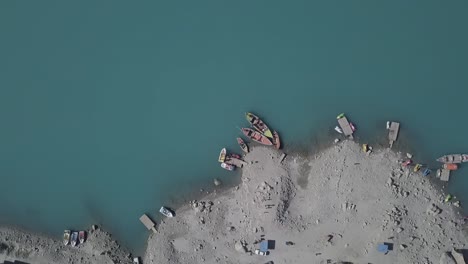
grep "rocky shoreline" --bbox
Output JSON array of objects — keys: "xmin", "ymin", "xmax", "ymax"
[
  {"xmin": 144, "ymin": 140, "xmax": 467, "ymax": 264},
  {"xmin": 1, "ymin": 140, "xmax": 467, "ymax": 264},
  {"xmin": 0, "ymin": 225, "xmax": 133, "ymax": 264}
]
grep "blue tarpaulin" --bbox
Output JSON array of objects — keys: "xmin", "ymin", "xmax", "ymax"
[
  {"xmin": 260, "ymin": 241, "xmax": 268, "ymax": 252},
  {"xmin": 377, "ymin": 243, "xmax": 389, "ymax": 254}
]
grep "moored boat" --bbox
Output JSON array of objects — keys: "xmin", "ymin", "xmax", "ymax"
[
  {"xmin": 218, "ymin": 148, "xmax": 226, "ymax": 163},
  {"xmin": 334, "ymin": 126, "xmax": 343, "ymax": 134},
  {"xmin": 349, "ymin": 122, "xmax": 356, "ymax": 132},
  {"xmin": 337, "ymin": 113, "xmax": 345, "ymax": 119},
  {"xmin": 436, "ymin": 154, "xmax": 468, "ymax": 163},
  {"xmin": 79, "ymin": 231, "xmax": 86, "ymax": 244},
  {"xmin": 71, "ymin": 231, "xmax": 78, "ymax": 247},
  {"xmin": 443, "ymin": 163, "xmax": 458, "ymax": 170},
  {"xmin": 63, "ymin": 230, "xmax": 71, "ymax": 246},
  {"xmin": 245, "ymin": 113, "xmax": 273, "ymax": 138},
  {"xmin": 237, "ymin": 137, "xmax": 249, "ymax": 153},
  {"xmin": 221, "ymin": 162, "xmax": 236, "ymax": 171},
  {"xmin": 413, "ymin": 164, "xmax": 422, "ymax": 172},
  {"xmin": 159, "ymin": 206, "xmax": 174, "ymax": 217},
  {"xmin": 272, "ymin": 130, "xmax": 281, "ymax": 149},
  {"xmin": 402, "ymin": 159, "xmax": 412, "ymax": 166},
  {"xmin": 423, "ymin": 168, "xmax": 431, "ymax": 176},
  {"xmin": 241, "ymin": 128, "xmax": 273, "ymax": 146},
  {"xmin": 227, "ymin": 153, "xmax": 242, "ymax": 160},
  {"xmin": 445, "ymin": 194, "xmax": 453, "ymax": 203}
]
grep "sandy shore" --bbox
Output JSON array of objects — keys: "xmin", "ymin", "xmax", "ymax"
[
  {"xmin": 1, "ymin": 140, "xmax": 467, "ymax": 264},
  {"xmin": 144, "ymin": 140, "xmax": 467, "ymax": 264}
]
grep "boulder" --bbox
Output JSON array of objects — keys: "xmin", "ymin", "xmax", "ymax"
[
  {"xmin": 234, "ymin": 242, "xmax": 247, "ymax": 253},
  {"xmin": 427, "ymin": 204, "xmax": 442, "ymax": 216}
]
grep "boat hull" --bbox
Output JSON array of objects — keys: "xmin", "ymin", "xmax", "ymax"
[
  {"xmin": 237, "ymin": 137, "xmax": 249, "ymax": 153},
  {"xmin": 436, "ymin": 154, "xmax": 468, "ymax": 163},
  {"xmin": 218, "ymin": 148, "xmax": 226, "ymax": 163},
  {"xmin": 241, "ymin": 128, "xmax": 273, "ymax": 146},
  {"xmin": 71, "ymin": 232, "xmax": 78, "ymax": 247},
  {"xmin": 246, "ymin": 113, "xmax": 273, "ymax": 138},
  {"xmin": 159, "ymin": 206, "xmax": 174, "ymax": 217},
  {"xmin": 79, "ymin": 231, "xmax": 86, "ymax": 244},
  {"xmin": 334, "ymin": 126, "xmax": 343, "ymax": 134},
  {"xmin": 221, "ymin": 162, "xmax": 236, "ymax": 171},
  {"xmin": 272, "ymin": 131, "xmax": 281, "ymax": 149},
  {"xmin": 443, "ymin": 163, "xmax": 458, "ymax": 170},
  {"xmin": 63, "ymin": 230, "xmax": 71, "ymax": 246}
]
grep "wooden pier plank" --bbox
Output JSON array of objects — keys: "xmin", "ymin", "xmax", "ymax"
[
  {"xmin": 337, "ymin": 117, "xmax": 354, "ymax": 138},
  {"xmin": 140, "ymin": 214, "xmax": 157, "ymax": 233},
  {"xmin": 440, "ymin": 169, "xmax": 450, "ymax": 182},
  {"xmin": 388, "ymin": 122, "xmax": 400, "ymax": 147}
]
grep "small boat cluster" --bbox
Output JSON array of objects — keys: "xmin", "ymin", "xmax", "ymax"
[
  {"xmin": 334, "ymin": 113, "xmax": 356, "ymax": 135},
  {"xmin": 399, "ymin": 153, "xmax": 468, "ymax": 181},
  {"xmin": 332, "ymin": 114, "xmax": 467, "ymax": 183},
  {"xmin": 63, "ymin": 230, "xmax": 86, "ymax": 247},
  {"xmin": 435, "ymin": 154, "xmax": 468, "ymax": 177},
  {"xmin": 219, "ymin": 112, "xmax": 281, "ymax": 171}
]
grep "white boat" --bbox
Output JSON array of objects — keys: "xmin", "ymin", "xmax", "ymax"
[
  {"xmin": 159, "ymin": 206, "xmax": 174, "ymax": 217},
  {"xmin": 436, "ymin": 154, "xmax": 468, "ymax": 163},
  {"xmin": 63, "ymin": 230, "xmax": 71, "ymax": 246},
  {"xmin": 133, "ymin": 257, "xmax": 141, "ymax": 264},
  {"xmin": 334, "ymin": 126, "xmax": 343, "ymax": 134},
  {"xmin": 221, "ymin": 162, "xmax": 235, "ymax": 171},
  {"xmin": 71, "ymin": 231, "xmax": 79, "ymax": 247},
  {"xmin": 218, "ymin": 148, "xmax": 227, "ymax": 162}
]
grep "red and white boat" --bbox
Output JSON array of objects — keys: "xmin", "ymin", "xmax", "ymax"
[{"xmin": 241, "ymin": 128, "xmax": 273, "ymax": 146}]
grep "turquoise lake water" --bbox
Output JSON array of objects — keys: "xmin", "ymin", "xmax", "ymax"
[{"xmin": 1, "ymin": 1, "xmax": 468, "ymax": 253}]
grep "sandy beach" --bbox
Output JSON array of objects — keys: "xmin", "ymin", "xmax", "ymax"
[
  {"xmin": 1, "ymin": 140, "xmax": 467, "ymax": 264},
  {"xmin": 144, "ymin": 140, "xmax": 467, "ymax": 264}
]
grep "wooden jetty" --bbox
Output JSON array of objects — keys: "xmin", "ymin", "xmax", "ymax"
[
  {"xmin": 388, "ymin": 122, "xmax": 400, "ymax": 148},
  {"xmin": 337, "ymin": 117, "xmax": 354, "ymax": 139},
  {"xmin": 140, "ymin": 214, "xmax": 157, "ymax": 233},
  {"xmin": 440, "ymin": 169, "xmax": 450, "ymax": 182}
]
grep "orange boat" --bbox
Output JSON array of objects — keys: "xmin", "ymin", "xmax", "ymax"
[
  {"xmin": 443, "ymin": 163, "xmax": 458, "ymax": 170},
  {"xmin": 272, "ymin": 131, "xmax": 281, "ymax": 149},
  {"xmin": 241, "ymin": 128, "xmax": 273, "ymax": 146}
]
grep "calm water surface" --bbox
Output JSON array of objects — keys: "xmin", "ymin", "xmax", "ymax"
[{"xmin": 1, "ymin": 1, "xmax": 468, "ymax": 252}]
